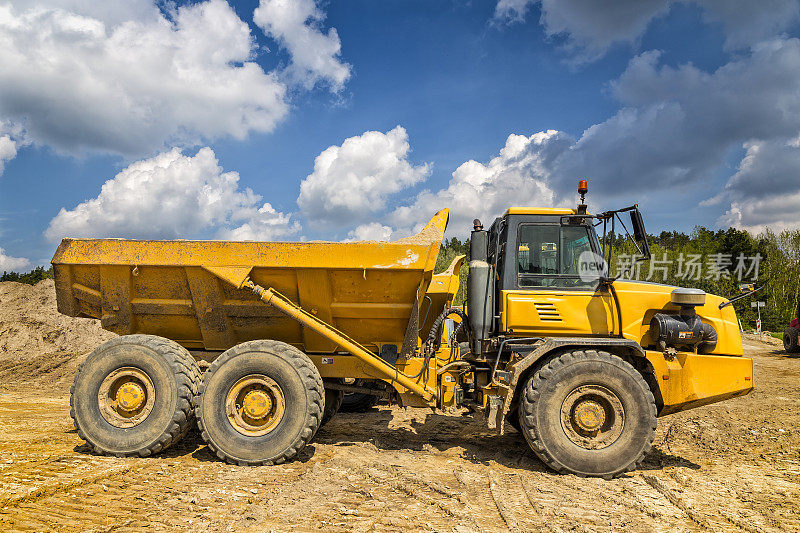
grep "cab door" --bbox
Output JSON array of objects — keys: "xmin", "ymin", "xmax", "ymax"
[{"xmin": 500, "ymin": 221, "xmax": 617, "ymax": 337}]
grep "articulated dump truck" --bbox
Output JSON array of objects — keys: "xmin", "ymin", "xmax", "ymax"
[{"xmin": 52, "ymin": 184, "xmax": 753, "ymax": 478}]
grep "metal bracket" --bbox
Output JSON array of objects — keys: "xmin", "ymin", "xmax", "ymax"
[{"xmin": 486, "ymin": 395, "xmax": 504, "ymax": 430}]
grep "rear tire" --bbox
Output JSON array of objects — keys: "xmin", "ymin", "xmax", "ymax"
[
  {"xmin": 196, "ymin": 340, "xmax": 323, "ymax": 466},
  {"xmin": 321, "ymin": 382, "xmax": 344, "ymax": 428},
  {"xmin": 70, "ymin": 335, "xmax": 201, "ymax": 457},
  {"xmin": 520, "ymin": 349, "xmax": 657, "ymax": 478},
  {"xmin": 783, "ymin": 327, "xmax": 800, "ymax": 353}
]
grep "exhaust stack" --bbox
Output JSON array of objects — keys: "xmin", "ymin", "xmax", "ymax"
[{"xmin": 468, "ymin": 219, "xmax": 493, "ymax": 355}]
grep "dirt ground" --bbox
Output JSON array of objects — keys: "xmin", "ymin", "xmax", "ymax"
[{"xmin": 1, "ymin": 281, "xmax": 799, "ymax": 532}]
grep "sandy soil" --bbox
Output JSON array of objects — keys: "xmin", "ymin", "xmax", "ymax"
[{"xmin": 1, "ymin": 282, "xmax": 799, "ymax": 532}]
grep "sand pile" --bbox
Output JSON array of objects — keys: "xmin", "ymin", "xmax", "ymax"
[{"xmin": 0, "ymin": 279, "xmax": 115, "ymax": 385}]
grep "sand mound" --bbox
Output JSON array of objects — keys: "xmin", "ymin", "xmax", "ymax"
[{"xmin": 0, "ymin": 279, "xmax": 115, "ymax": 385}]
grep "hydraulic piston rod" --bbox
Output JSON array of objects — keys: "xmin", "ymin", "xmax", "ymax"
[{"xmin": 245, "ymin": 280, "xmax": 436, "ymax": 402}]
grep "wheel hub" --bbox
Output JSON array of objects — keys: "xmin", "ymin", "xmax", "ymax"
[
  {"xmin": 242, "ymin": 389, "xmax": 273, "ymax": 419},
  {"xmin": 98, "ymin": 367, "xmax": 156, "ymax": 428},
  {"xmin": 226, "ymin": 375, "xmax": 285, "ymax": 437},
  {"xmin": 572, "ymin": 399, "xmax": 605, "ymax": 432},
  {"xmin": 560, "ymin": 384, "xmax": 625, "ymax": 450},
  {"xmin": 116, "ymin": 381, "xmax": 146, "ymax": 412}
]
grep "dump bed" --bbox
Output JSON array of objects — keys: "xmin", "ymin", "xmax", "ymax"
[{"xmin": 52, "ymin": 210, "xmax": 449, "ymax": 354}]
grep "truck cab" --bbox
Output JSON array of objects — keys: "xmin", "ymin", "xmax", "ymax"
[{"xmin": 489, "ymin": 208, "xmax": 614, "ymax": 338}]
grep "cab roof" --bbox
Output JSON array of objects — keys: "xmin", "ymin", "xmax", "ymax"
[{"xmin": 503, "ymin": 207, "xmax": 577, "ymax": 216}]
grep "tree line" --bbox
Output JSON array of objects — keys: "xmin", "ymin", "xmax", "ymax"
[{"xmin": 1, "ymin": 266, "xmax": 54, "ymax": 285}]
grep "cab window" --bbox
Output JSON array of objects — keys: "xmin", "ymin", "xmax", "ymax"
[{"xmin": 517, "ymin": 224, "xmax": 597, "ymax": 289}]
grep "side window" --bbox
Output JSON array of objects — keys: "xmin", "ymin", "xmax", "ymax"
[
  {"xmin": 517, "ymin": 225, "xmax": 559, "ymax": 275},
  {"xmin": 517, "ymin": 224, "xmax": 597, "ymax": 289}
]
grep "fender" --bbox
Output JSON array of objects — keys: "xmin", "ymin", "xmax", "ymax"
[{"xmin": 497, "ymin": 337, "xmax": 652, "ymax": 434}]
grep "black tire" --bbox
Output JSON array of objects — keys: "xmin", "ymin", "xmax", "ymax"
[
  {"xmin": 196, "ymin": 340, "xmax": 323, "ymax": 466},
  {"xmin": 70, "ymin": 334, "xmax": 201, "ymax": 457},
  {"xmin": 520, "ymin": 350, "xmax": 657, "ymax": 478},
  {"xmin": 340, "ymin": 392, "xmax": 379, "ymax": 412},
  {"xmin": 783, "ymin": 327, "xmax": 800, "ymax": 353},
  {"xmin": 506, "ymin": 408, "xmax": 522, "ymax": 433},
  {"xmin": 321, "ymin": 382, "xmax": 344, "ymax": 428},
  {"xmin": 339, "ymin": 379, "xmax": 381, "ymax": 412}
]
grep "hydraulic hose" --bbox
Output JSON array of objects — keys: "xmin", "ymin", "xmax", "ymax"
[{"xmin": 408, "ymin": 307, "xmax": 471, "ymax": 380}]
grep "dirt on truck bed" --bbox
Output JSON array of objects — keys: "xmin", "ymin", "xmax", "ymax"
[{"xmin": 1, "ymin": 281, "xmax": 799, "ymax": 532}]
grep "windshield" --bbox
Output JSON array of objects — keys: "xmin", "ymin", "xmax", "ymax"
[{"xmin": 517, "ymin": 224, "xmax": 598, "ymax": 289}]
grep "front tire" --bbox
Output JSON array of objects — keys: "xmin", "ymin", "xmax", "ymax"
[
  {"xmin": 520, "ymin": 350, "xmax": 656, "ymax": 478},
  {"xmin": 70, "ymin": 335, "xmax": 201, "ymax": 457},
  {"xmin": 196, "ymin": 340, "xmax": 324, "ymax": 466}
]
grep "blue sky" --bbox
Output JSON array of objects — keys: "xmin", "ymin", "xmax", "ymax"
[{"xmin": 1, "ymin": 0, "xmax": 800, "ymax": 270}]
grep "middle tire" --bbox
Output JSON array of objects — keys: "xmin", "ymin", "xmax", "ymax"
[
  {"xmin": 197, "ymin": 340, "xmax": 324, "ymax": 466},
  {"xmin": 339, "ymin": 379, "xmax": 382, "ymax": 412},
  {"xmin": 321, "ymin": 382, "xmax": 344, "ymax": 428}
]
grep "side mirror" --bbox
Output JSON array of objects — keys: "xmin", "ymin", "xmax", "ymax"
[{"xmin": 630, "ymin": 209, "xmax": 651, "ymax": 259}]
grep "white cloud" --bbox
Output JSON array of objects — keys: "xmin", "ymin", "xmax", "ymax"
[
  {"xmin": 346, "ymin": 223, "xmax": 393, "ymax": 242},
  {"xmin": 0, "ymin": 0, "xmax": 288, "ymax": 158},
  {"xmin": 388, "ymin": 131, "xmax": 569, "ymax": 236},
  {"xmin": 0, "ymin": 136, "xmax": 16, "ymax": 174},
  {"xmin": 493, "ymin": 0, "xmax": 535, "ymax": 23},
  {"xmin": 45, "ymin": 147, "xmax": 298, "ymax": 242},
  {"xmin": 254, "ymin": 0, "xmax": 351, "ymax": 91},
  {"xmin": 716, "ymin": 138, "xmax": 800, "ymax": 233},
  {"xmin": 550, "ymin": 39, "xmax": 800, "ymax": 200},
  {"xmin": 495, "ymin": 0, "xmax": 800, "ymax": 61},
  {"xmin": 0, "ymin": 247, "xmax": 31, "ymax": 272},
  {"xmin": 297, "ymin": 126, "xmax": 430, "ymax": 226},
  {"xmin": 218, "ymin": 203, "xmax": 300, "ymax": 241}
]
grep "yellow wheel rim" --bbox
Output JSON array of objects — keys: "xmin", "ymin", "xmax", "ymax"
[
  {"xmin": 98, "ymin": 367, "xmax": 156, "ymax": 428},
  {"xmin": 226, "ymin": 375, "xmax": 285, "ymax": 437},
  {"xmin": 560, "ymin": 385, "xmax": 625, "ymax": 450}
]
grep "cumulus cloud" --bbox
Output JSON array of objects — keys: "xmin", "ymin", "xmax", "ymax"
[
  {"xmin": 388, "ymin": 131, "xmax": 569, "ymax": 235},
  {"xmin": 715, "ymin": 138, "xmax": 800, "ymax": 233},
  {"xmin": 297, "ymin": 126, "xmax": 430, "ymax": 226},
  {"xmin": 548, "ymin": 39, "xmax": 800, "ymax": 200},
  {"xmin": 218, "ymin": 203, "xmax": 300, "ymax": 241},
  {"xmin": 45, "ymin": 147, "xmax": 299, "ymax": 242},
  {"xmin": 0, "ymin": 0, "xmax": 288, "ymax": 158},
  {"xmin": 254, "ymin": 0, "xmax": 351, "ymax": 91},
  {"xmin": 346, "ymin": 223, "xmax": 394, "ymax": 242},
  {"xmin": 0, "ymin": 247, "xmax": 31, "ymax": 272},
  {"xmin": 495, "ymin": 0, "xmax": 800, "ymax": 60},
  {"xmin": 0, "ymin": 136, "xmax": 16, "ymax": 174}
]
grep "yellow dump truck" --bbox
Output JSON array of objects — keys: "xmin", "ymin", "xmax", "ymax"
[{"xmin": 52, "ymin": 183, "xmax": 753, "ymax": 477}]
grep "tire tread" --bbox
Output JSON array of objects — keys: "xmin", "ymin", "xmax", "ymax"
[
  {"xmin": 70, "ymin": 334, "xmax": 202, "ymax": 458},
  {"xmin": 196, "ymin": 340, "xmax": 324, "ymax": 466},
  {"xmin": 519, "ymin": 349, "xmax": 657, "ymax": 478}
]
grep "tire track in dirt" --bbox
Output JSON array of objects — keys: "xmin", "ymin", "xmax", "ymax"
[
  {"xmin": 487, "ymin": 471, "xmax": 524, "ymax": 532},
  {"xmin": 664, "ymin": 466, "xmax": 798, "ymax": 532}
]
